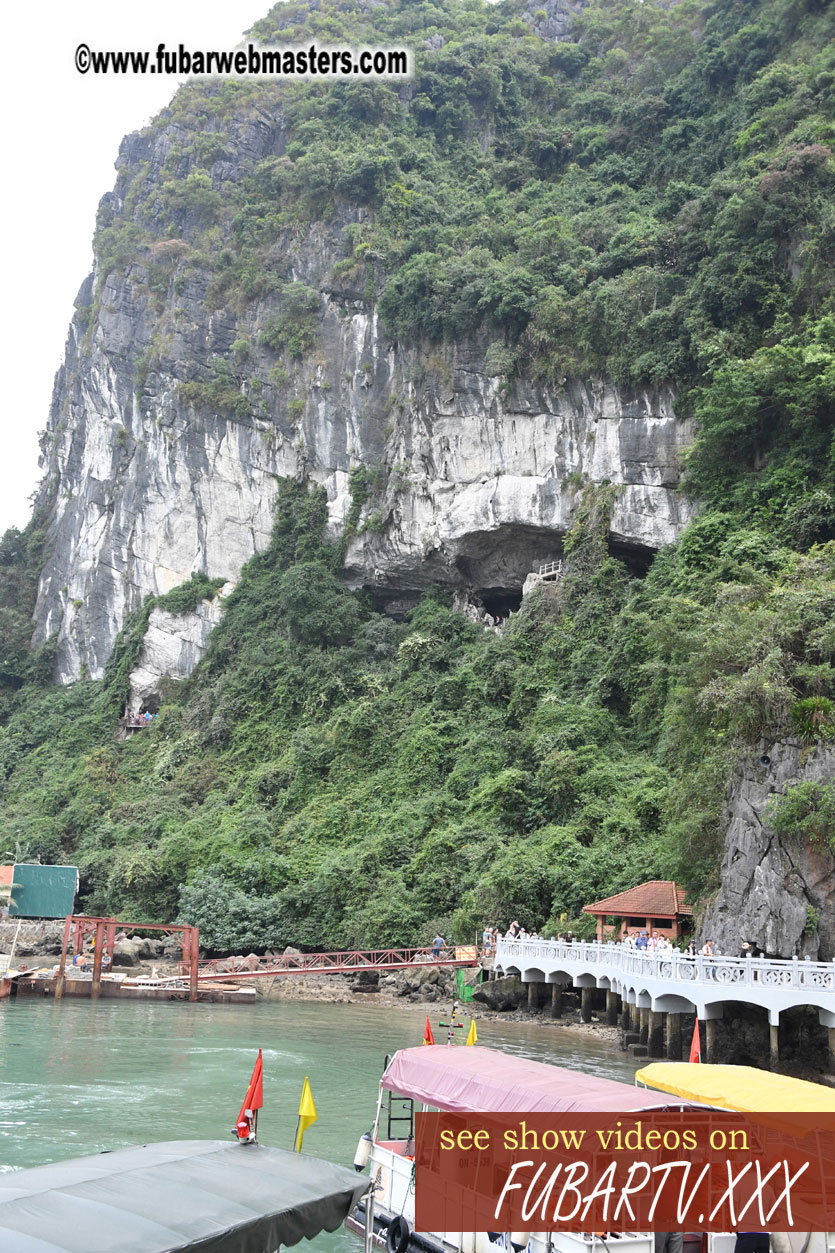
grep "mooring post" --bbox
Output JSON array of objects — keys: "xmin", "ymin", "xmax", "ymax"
[
  {"xmin": 550, "ymin": 984, "xmax": 562, "ymax": 1018},
  {"xmin": 54, "ymin": 914, "xmax": 73, "ymax": 1001},
  {"xmin": 90, "ymin": 919, "xmax": 105, "ymax": 1000},
  {"xmin": 606, "ymin": 990, "xmax": 618, "ymax": 1027},
  {"xmin": 581, "ymin": 986, "xmax": 593, "ymax": 1023},
  {"xmin": 189, "ymin": 926, "xmax": 199, "ymax": 1002},
  {"xmin": 667, "ymin": 1012, "xmax": 682, "ymax": 1059}
]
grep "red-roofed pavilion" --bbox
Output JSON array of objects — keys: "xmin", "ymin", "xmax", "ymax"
[{"xmin": 583, "ymin": 880, "xmax": 693, "ymax": 941}]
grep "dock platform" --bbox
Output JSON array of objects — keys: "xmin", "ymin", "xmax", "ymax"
[{"xmin": 9, "ymin": 973, "xmax": 256, "ymax": 1004}]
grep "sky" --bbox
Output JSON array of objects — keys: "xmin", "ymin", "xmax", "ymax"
[{"xmin": 1, "ymin": 1, "xmax": 270, "ymax": 537}]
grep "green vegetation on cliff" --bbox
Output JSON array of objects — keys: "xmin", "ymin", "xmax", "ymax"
[
  {"xmin": 1, "ymin": 0, "xmax": 835, "ymax": 945},
  {"xmin": 1, "ymin": 479, "xmax": 833, "ymax": 947},
  {"xmin": 105, "ymin": 5, "xmax": 834, "ymax": 390},
  {"xmin": 93, "ymin": 0, "xmax": 835, "ymax": 536}
]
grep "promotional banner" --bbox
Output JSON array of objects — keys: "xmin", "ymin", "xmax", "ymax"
[{"xmin": 416, "ymin": 1111, "xmax": 835, "ymax": 1232}]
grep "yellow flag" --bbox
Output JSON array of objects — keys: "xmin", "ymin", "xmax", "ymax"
[
  {"xmin": 293, "ymin": 1076, "xmax": 318, "ymax": 1152},
  {"xmin": 466, "ymin": 1019, "xmax": 477, "ymax": 1046}
]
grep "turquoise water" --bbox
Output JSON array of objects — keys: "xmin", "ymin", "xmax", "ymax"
[{"xmin": 0, "ymin": 997, "xmax": 639, "ymax": 1248}]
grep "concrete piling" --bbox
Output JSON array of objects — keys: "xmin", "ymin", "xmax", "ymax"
[
  {"xmin": 769, "ymin": 1022, "xmax": 780, "ymax": 1070},
  {"xmin": 666, "ymin": 1012, "xmax": 682, "ymax": 1060},
  {"xmin": 647, "ymin": 1009, "xmax": 664, "ymax": 1058},
  {"xmin": 704, "ymin": 1018, "xmax": 716, "ymax": 1063}
]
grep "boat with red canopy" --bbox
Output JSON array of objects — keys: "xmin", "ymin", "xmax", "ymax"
[
  {"xmin": 381, "ymin": 1046, "xmax": 696, "ymax": 1115},
  {"xmin": 348, "ymin": 1045, "xmax": 698, "ymax": 1253}
]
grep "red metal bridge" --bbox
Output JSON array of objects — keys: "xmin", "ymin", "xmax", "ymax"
[{"xmin": 179, "ymin": 945, "xmax": 479, "ymax": 982}]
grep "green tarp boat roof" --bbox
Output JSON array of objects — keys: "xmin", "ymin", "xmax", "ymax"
[{"xmin": 0, "ymin": 1139, "xmax": 369, "ymax": 1252}]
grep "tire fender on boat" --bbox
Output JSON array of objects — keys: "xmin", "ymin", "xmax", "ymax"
[{"xmin": 386, "ymin": 1214, "xmax": 411, "ymax": 1253}]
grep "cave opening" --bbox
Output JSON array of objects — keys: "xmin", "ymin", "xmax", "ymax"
[
  {"xmin": 369, "ymin": 590, "xmax": 422, "ymax": 620},
  {"xmin": 481, "ymin": 589, "xmax": 523, "ymax": 619},
  {"xmin": 609, "ymin": 540, "xmax": 655, "ymax": 578},
  {"xmin": 361, "ymin": 525, "xmax": 659, "ymax": 623}
]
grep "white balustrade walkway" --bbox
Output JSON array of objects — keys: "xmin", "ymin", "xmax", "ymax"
[{"xmin": 494, "ymin": 938, "xmax": 835, "ymax": 1028}]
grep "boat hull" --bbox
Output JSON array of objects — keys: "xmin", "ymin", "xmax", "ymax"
[
  {"xmin": 345, "ymin": 1221, "xmax": 832, "ymax": 1253},
  {"xmin": 347, "ymin": 1200, "xmax": 443, "ymax": 1253}
]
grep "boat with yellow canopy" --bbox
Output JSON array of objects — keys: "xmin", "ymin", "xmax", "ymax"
[
  {"xmin": 635, "ymin": 1062, "xmax": 835, "ymax": 1113},
  {"xmin": 635, "ymin": 1063, "xmax": 835, "ymax": 1253}
]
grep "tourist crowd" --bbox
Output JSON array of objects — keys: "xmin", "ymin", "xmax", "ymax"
[
  {"xmin": 479, "ymin": 922, "xmax": 764, "ymax": 959},
  {"xmin": 124, "ymin": 711, "xmax": 159, "ymax": 728}
]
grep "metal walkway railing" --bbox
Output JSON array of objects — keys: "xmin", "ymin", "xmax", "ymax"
[{"xmin": 180, "ymin": 945, "xmax": 479, "ymax": 982}]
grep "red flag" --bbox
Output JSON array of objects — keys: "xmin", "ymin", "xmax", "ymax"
[
  {"xmin": 689, "ymin": 1018, "xmax": 701, "ymax": 1064},
  {"xmin": 234, "ymin": 1049, "xmax": 263, "ymax": 1142},
  {"xmin": 423, "ymin": 1017, "xmax": 435, "ymax": 1046}
]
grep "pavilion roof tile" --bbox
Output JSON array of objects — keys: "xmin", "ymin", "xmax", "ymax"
[{"xmin": 583, "ymin": 879, "xmax": 692, "ymax": 918}]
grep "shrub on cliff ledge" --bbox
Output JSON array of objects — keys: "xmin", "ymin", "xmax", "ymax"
[
  {"xmin": 767, "ymin": 781, "xmax": 835, "ymax": 852},
  {"xmin": 177, "ymin": 379, "xmax": 250, "ymax": 421},
  {"xmin": 259, "ymin": 284, "xmax": 320, "ymax": 359},
  {"xmin": 790, "ymin": 696, "xmax": 835, "ymax": 744}
]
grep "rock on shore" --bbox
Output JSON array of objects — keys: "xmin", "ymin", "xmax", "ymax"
[{"xmin": 0, "ymin": 919, "xmax": 66, "ymax": 957}]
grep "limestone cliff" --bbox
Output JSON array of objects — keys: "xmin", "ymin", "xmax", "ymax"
[
  {"xmin": 702, "ymin": 740, "xmax": 835, "ymax": 961},
  {"xmin": 32, "ymin": 123, "xmax": 694, "ymax": 688},
  {"xmin": 30, "ymin": 0, "xmax": 694, "ymax": 689}
]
